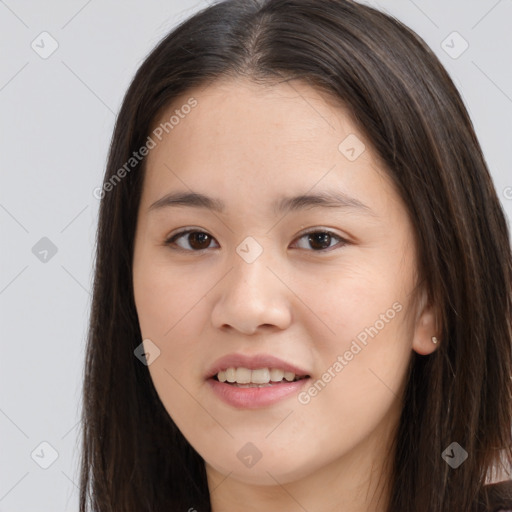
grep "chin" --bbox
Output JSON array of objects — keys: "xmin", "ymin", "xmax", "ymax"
[{"xmin": 203, "ymin": 444, "xmax": 326, "ymax": 486}]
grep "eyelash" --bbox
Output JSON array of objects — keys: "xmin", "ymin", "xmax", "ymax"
[{"xmin": 164, "ymin": 228, "xmax": 349, "ymax": 253}]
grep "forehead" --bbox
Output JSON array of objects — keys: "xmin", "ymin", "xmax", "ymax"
[
  {"xmin": 141, "ymin": 78, "xmax": 396, "ymax": 219},
  {"xmin": 148, "ymin": 77, "xmax": 357, "ymax": 158}
]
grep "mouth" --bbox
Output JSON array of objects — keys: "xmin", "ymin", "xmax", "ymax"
[
  {"xmin": 206, "ymin": 354, "xmax": 311, "ymax": 408},
  {"xmin": 212, "ymin": 367, "xmax": 310, "ymax": 387}
]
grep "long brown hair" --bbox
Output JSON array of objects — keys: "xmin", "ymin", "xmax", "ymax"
[{"xmin": 80, "ymin": 1, "xmax": 512, "ymax": 510}]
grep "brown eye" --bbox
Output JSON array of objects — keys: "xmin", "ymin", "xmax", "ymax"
[
  {"xmin": 165, "ymin": 230, "xmax": 218, "ymax": 251},
  {"xmin": 293, "ymin": 230, "xmax": 347, "ymax": 252},
  {"xmin": 307, "ymin": 232, "xmax": 332, "ymax": 251}
]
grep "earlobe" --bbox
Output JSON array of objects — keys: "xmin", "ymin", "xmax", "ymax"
[{"xmin": 412, "ymin": 291, "xmax": 440, "ymax": 356}]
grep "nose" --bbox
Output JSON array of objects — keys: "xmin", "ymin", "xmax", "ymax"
[{"xmin": 210, "ymin": 249, "xmax": 293, "ymax": 335}]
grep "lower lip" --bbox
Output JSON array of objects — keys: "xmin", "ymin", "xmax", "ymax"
[{"xmin": 207, "ymin": 377, "xmax": 310, "ymax": 409}]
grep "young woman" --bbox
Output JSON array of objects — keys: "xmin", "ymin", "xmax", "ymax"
[{"xmin": 80, "ymin": 1, "xmax": 512, "ymax": 510}]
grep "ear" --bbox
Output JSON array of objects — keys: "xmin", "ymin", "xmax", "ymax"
[{"xmin": 412, "ymin": 288, "xmax": 440, "ymax": 356}]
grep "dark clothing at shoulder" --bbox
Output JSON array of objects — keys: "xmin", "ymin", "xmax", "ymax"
[{"xmin": 479, "ymin": 480, "xmax": 512, "ymax": 512}]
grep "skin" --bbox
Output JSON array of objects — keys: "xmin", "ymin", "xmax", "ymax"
[{"xmin": 132, "ymin": 78, "xmax": 439, "ymax": 512}]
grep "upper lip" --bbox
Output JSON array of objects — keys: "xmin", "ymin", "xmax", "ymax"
[{"xmin": 206, "ymin": 353, "xmax": 311, "ymax": 379}]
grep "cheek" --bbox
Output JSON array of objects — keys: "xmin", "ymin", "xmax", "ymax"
[
  {"xmin": 134, "ymin": 267, "xmax": 213, "ymax": 448},
  {"xmin": 133, "ymin": 253, "xmax": 211, "ymax": 392},
  {"xmin": 294, "ymin": 259, "xmax": 407, "ymax": 351},
  {"xmin": 290, "ymin": 265, "xmax": 412, "ymax": 437},
  {"xmin": 133, "ymin": 256, "xmax": 212, "ymax": 422},
  {"xmin": 133, "ymin": 254, "xmax": 207, "ymax": 339},
  {"xmin": 134, "ymin": 275, "xmax": 209, "ymax": 381}
]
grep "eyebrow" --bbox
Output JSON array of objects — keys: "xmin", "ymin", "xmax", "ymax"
[{"xmin": 148, "ymin": 190, "xmax": 376, "ymax": 216}]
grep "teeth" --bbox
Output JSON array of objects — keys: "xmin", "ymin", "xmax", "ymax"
[
  {"xmin": 251, "ymin": 368, "xmax": 270, "ymax": 384},
  {"xmin": 216, "ymin": 367, "xmax": 306, "ymax": 385},
  {"xmin": 269, "ymin": 368, "xmax": 284, "ymax": 381},
  {"xmin": 235, "ymin": 367, "xmax": 251, "ymax": 384}
]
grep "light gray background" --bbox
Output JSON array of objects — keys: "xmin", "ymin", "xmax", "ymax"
[{"xmin": 1, "ymin": 0, "xmax": 511, "ymax": 510}]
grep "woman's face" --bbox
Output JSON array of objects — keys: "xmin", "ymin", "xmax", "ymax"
[{"xmin": 132, "ymin": 78, "xmax": 437, "ymax": 490}]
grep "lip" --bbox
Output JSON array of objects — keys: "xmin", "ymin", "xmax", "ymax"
[
  {"xmin": 207, "ymin": 377, "xmax": 311, "ymax": 409},
  {"xmin": 206, "ymin": 353, "xmax": 310, "ymax": 380}
]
